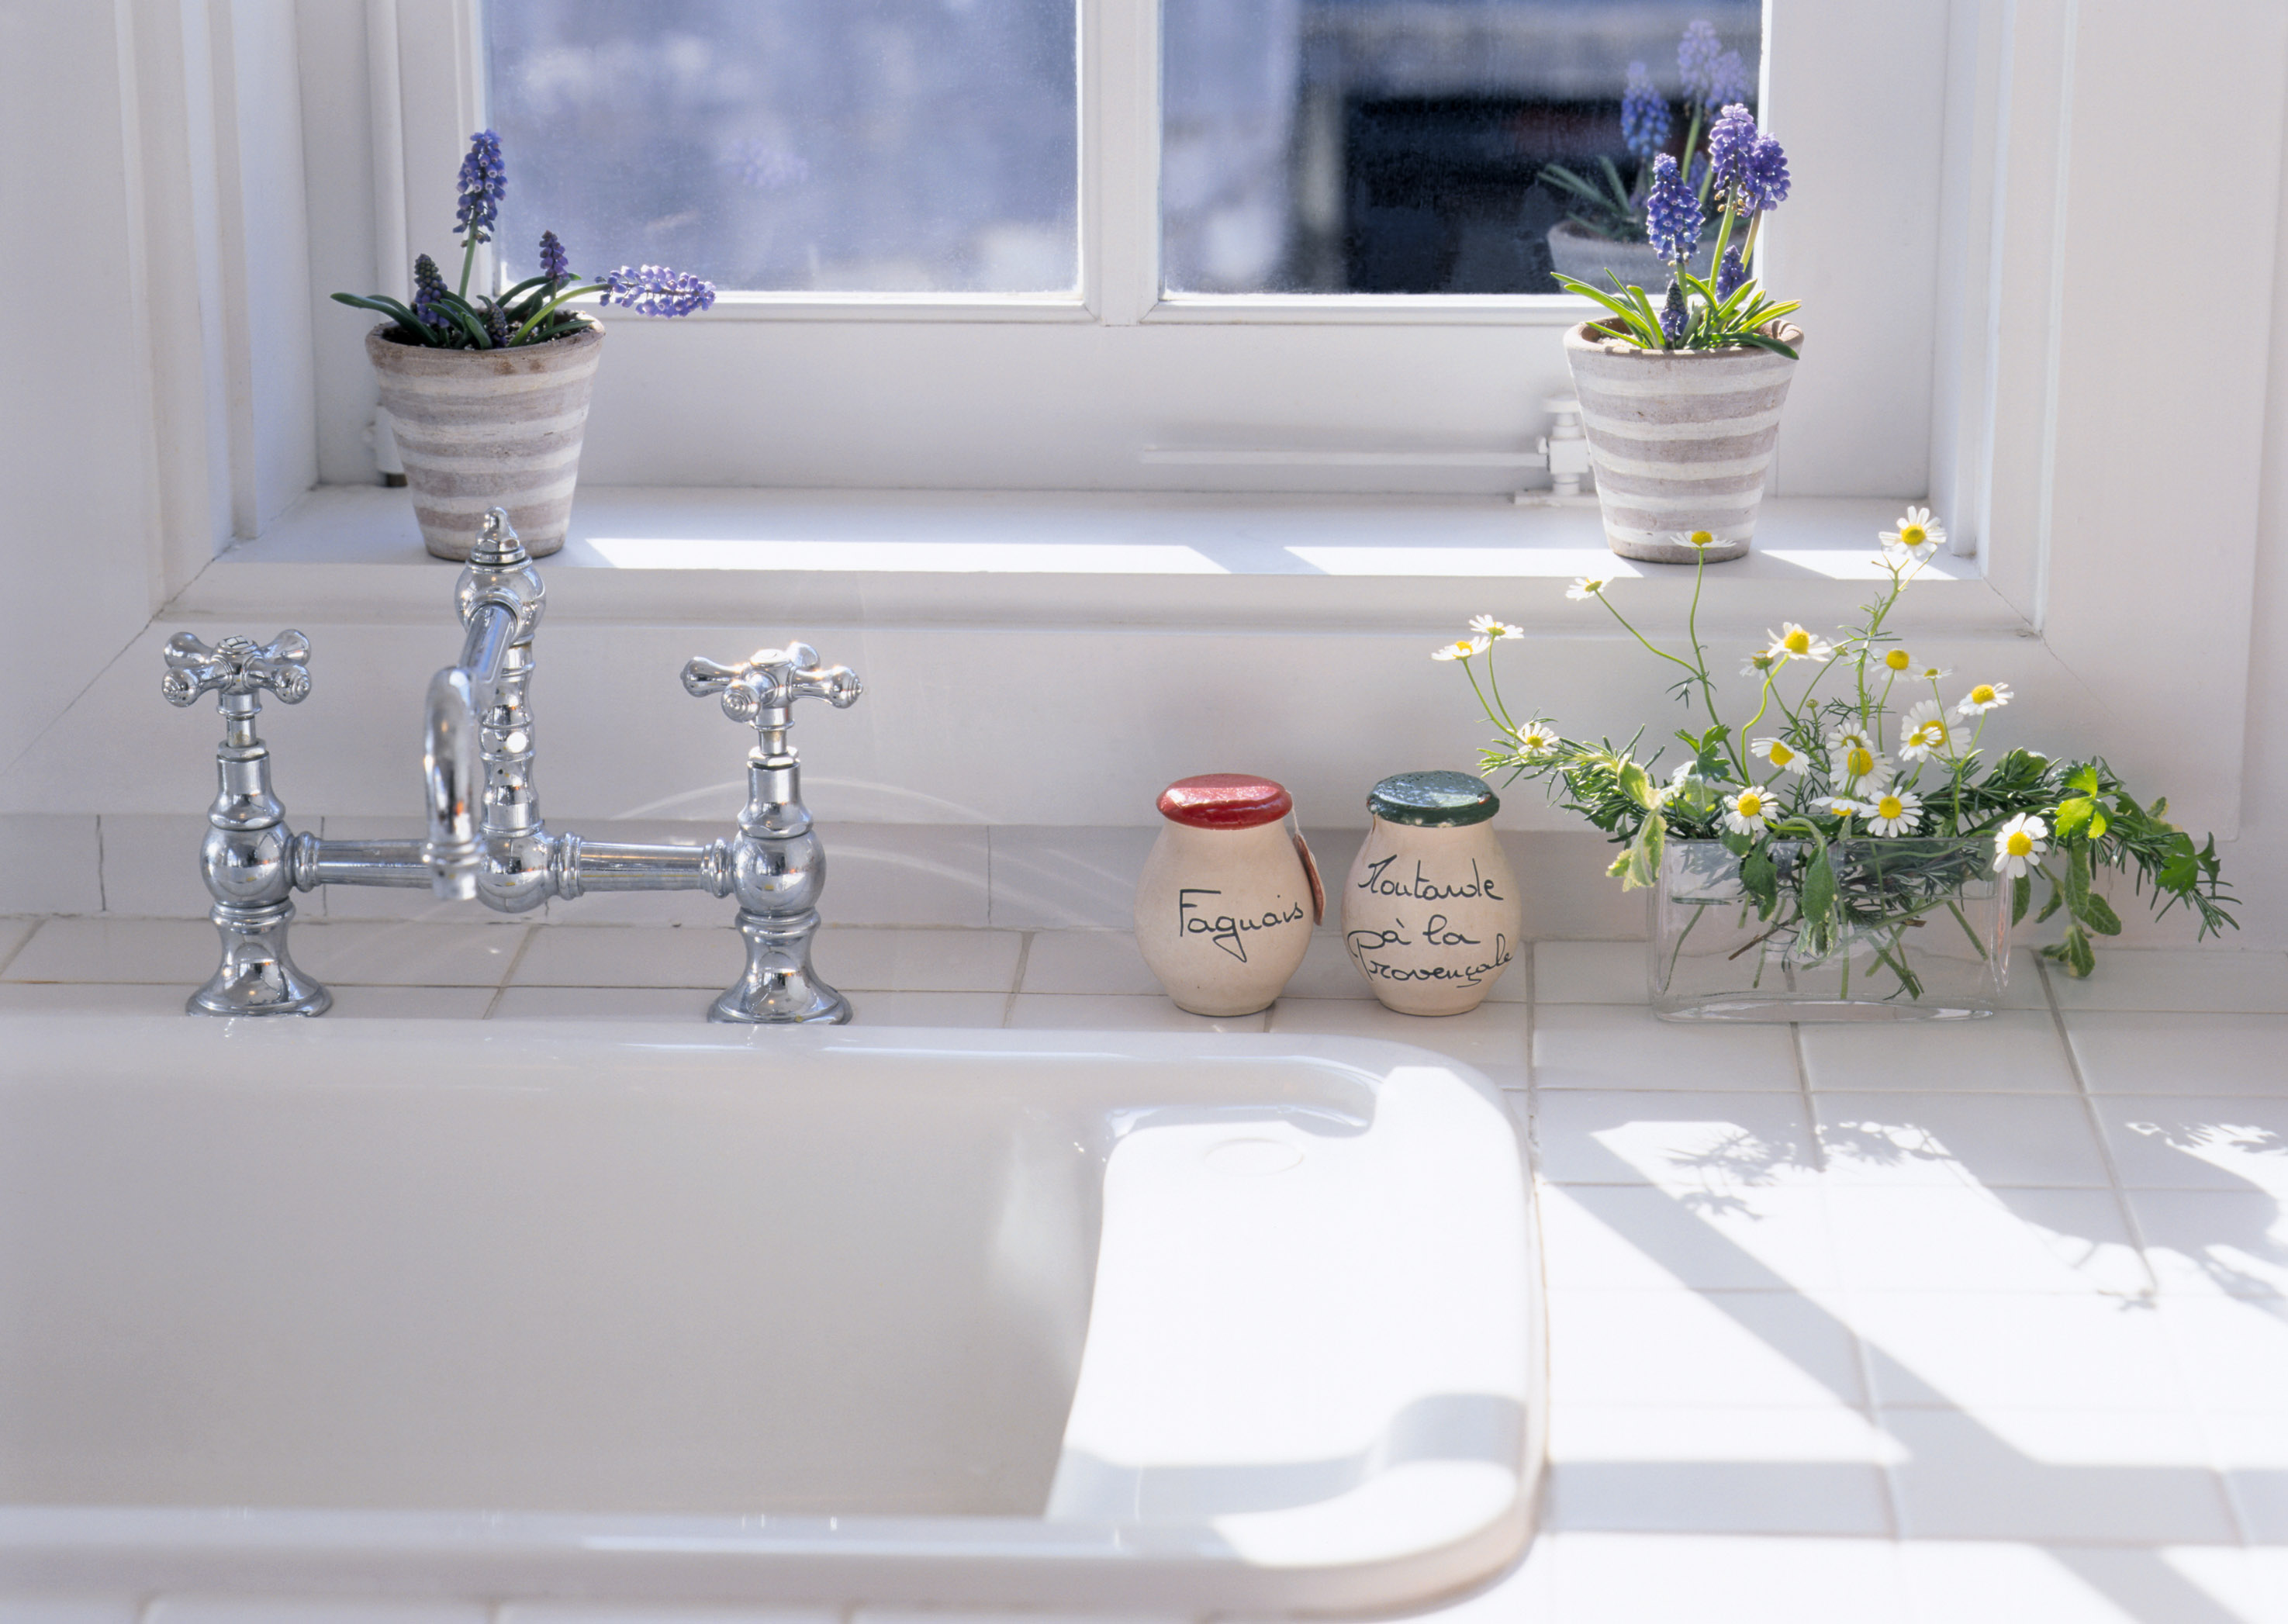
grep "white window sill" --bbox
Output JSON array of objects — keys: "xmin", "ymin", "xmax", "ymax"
[{"xmin": 176, "ymin": 484, "xmax": 2025, "ymax": 636}]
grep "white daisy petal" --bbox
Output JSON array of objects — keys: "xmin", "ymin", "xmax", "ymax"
[
  {"xmin": 1764, "ymin": 622, "xmax": 1834, "ymax": 664},
  {"xmin": 1721, "ymin": 787, "xmax": 1775, "ymax": 837},
  {"xmin": 1898, "ymin": 699, "xmax": 1954, "ymax": 762},
  {"xmin": 1468, "ymin": 614, "xmax": 1525, "ymax": 641},
  {"xmin": 1955, "ymin": 680, "xmax": 2013, "ymax": 717},
  {"xmin": 1431, "ymin": 636, "xmax": 1488, "ymax": 662},
  {"xmin": 1567, "ymin": 577, "xmax": 1609, "ymax": 601},
  {"xmin": 1992, "ymin": 813, "xmax": 2050, "ymax": 879}
]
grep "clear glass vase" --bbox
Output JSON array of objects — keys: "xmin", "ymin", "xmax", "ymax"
[{"xmin": 1650, "ymin": 838, "xmax": 2009, "ymax": 1021}]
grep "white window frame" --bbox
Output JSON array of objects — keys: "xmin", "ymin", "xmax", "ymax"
[{"xmin": 340, "ymin": 0, "xmax": 1951, "ymax": 503}]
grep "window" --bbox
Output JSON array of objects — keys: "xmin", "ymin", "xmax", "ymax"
[{"xmin": 360, "ymin": 1, "xmax": 1944, "ymax": 499}]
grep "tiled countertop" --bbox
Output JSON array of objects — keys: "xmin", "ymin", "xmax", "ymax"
[{"xmin": 5, "ymin": 917, "xmax": 2286, "ymax": 1624}]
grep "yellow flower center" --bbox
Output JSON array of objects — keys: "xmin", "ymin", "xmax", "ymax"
[
  {"xmin": 1846, "ymin": 747, "xmax": 1875, "ymax": 777},
  {"xmin": 1737, "ymin": 793, "xmax": 1764, "ymax": 817},
  {"xmin": 1688, "ymin": 530, "xmax": 1715, "ymax": 548},
  {"xmin": 2006, "ymin": 831, "xmax": 2034, "ymax": 857},
  {"xmin": 1451, "ymin": 642, "xmax": 1474, "ymax": 657},
  {"xmin": 1885, "ymin": 650, "xmax": 1911, "ymax": 671},
  {"xmin": 1899, "ymin": 524, "xmax": 1927, "ymax": 548},
  {"xmin": 1770, "ymin": 742, "xmax": 1795, "ymax": 765},
  {"xmin": 1878, "ymin": 796, "xmax": 1905, "ymax": 819},
  {"xmin": 1782, "ymin": 629, "xmax": 1811, "ymax": 654},
  {"xmin": 1971, "ymin": 684, "xmax": 1996, "ymax": 705}
]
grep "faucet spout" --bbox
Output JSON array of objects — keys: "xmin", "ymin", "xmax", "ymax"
[{"xmin": 423, "ymin": 601, "xmax": 515, "ymax": 900}]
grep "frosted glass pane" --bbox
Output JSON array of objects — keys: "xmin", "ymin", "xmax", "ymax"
[
  {"xmin": 486, "ymin": 1, "xmax": 1079, "ymax": 294},
  {"xmin": 1162, "ymin": 1, "xmax": 1761, "ymax": 295}
]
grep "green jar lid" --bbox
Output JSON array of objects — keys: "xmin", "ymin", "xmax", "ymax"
[{"xmin": 1367, "ymin": 770, "xmax": 1500, "ymax": 828}]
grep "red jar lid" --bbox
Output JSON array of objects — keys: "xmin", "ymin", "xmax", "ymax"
[{"xmin": 1156, "ymin": 773, "xmax": 1293, "ymax": 829}]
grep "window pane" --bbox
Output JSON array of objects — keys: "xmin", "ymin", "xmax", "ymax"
[
  {"xmin": 1161, "ymin": 1, "xmax": 1761, "ymax": 295},
  {"xmin": 486, "ymin": 1, "xmax": 1079, "ymax": 294}
]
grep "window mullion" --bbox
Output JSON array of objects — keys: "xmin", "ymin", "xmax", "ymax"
[{"xmin": 1082, "ymin": 0, "xmax": 1159, "ymax": 325}]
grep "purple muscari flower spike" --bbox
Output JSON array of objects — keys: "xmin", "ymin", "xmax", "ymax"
[
  {"xmin": 454, "ymin": 130, "xmax": 506, "ymax": 244},
  {"xmin": 1708, "ymin": 50, "xmax": 1751, "ymax": 110},
  {"xmin": 1716, "ymin": 244, "xmax": 1748, "ymax": 300},
  {"xmin": 601, "ymin": 264, "xmax": 717, "ymax": 318},
  {"xmin": 1660, "ymin": 280, "xmax": 1689, "ymax": 347},
  {"xmin": 1745, "ymin": 133, "xmax": 1792, "ymax": 213},
  {"xmin": 1619, "ymin": 61, "xmax": 1671, "ymax": 161},
  {"xmin": 483, "ymin": 302, "xmax": 511, "ymax": 348},
  {"xmin": 1643, "ymin": 154, "xmax": 1702, "ymax": 264},
  {"xmin": 411, "ymin": 252, "xmax": 448, "ymax": 326},
  {"xmin": 1677, "ymin": 20, "xmax": 1721, "ymax": 106},
  {"xmin": 1706, "ymin": 103, "xmax": 1758, "ymax": 198},
  {"xmin": 537, "ymin": 230, "xmax": 569, "ymax": 282}
]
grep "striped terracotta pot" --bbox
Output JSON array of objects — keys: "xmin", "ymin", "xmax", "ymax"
[
  {"xmin": 365, "ymin": 321, "xmax": 603, "ymax": 560},
  {"xmin": 1563, "ymin": 320, "xmax": 1804, "ymax": 565}
]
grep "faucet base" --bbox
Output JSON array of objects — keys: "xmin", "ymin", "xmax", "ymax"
[
  {"xmin": 189, "ymin": 900, "xmax": 332, "ymax": 1018},
  {"xmin": 709, "ymin": 907, "xmax": 851, "ymax": 1025}
]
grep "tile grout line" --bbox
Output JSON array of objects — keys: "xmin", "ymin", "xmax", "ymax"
[
  {"xmin": 481, "ymin": 924, "xmax": 543, "ymax": 1020},
  {"xmin": 1001, "ymin": 931, "xmax": 1035, "ymax": 1028}
]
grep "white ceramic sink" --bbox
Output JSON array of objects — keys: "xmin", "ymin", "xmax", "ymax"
[{"xmin": 0, "ymin": 1015, "xmax": 1540, "ymax": 1615}]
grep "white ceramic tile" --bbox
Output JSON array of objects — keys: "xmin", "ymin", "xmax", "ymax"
[
  {"xmin": 811, "ymin": 926, "xmax": 1025, "ymax": 992},
  {"xmin": 508, "ymin": 1605, "xmax": 836, "ymax": 1624},
  {"xmin": 1281, "ymin": 929, "xmax": 1384, "ymax": 1000},
  {"xmin": 817, "ymin": 822, "xmax": 992, "ymax": 927},
  {"xmin": 1813, "ymin": 1092, "xmax": 2113, "ymax": 1188},
  {"xmin": 489, "ymin": 985, "xmax": 717, "ymax": 1022},
  {"xmin": 987, "ymin": 824, "xmax": 1156, "ymax": 928},
  {"xmin": 1533, "ymin": 940, "xmax": 1648, "ymax": 1004},
  {"xmin": 1537, "ymin": 1183, "xmax": 1841, "ymax": 1291},
  {"xmin": 2093, "ymin": 1096, "xmax": 2288, "ymax": 1196},
  {"xmin": 1529, "ymin": 1090, "xmax": 1818, "ymax": 1190},
  {"xmin": 2214, "ymin": 1412, "xmax": 2288, "ymax": 1543},
  {"xmin": 1019, "ymin": 928, "xmax": 1163, "ymax": 995},
  {"xmin": 1898, "ymin": 1541, "xmax": 2257, "ymax": 1624},
  {"xmin": 0, "ymin": 815, "xmax": 102, "ymax": 914},
  {"xmin": 1882, "ymin": 1406, "xmax": 2234, "ymax": 1543},
  {"xmin": 148, "ymin": 1602, "xmax": 490, "ymax": 1624},
  {"xmin": 1547, "ymin": 1287, "xmax": 1866, "ymax": 1408},
  {"xmin": 1799, "ymin": 1011, "xmax": 2075, "ymax": 1094},
  {"xmin": 1, "ymin": 916, "xmax": 217, "ymax": 983},
  {"xmin": 0, "ymin": 983, "xmax": 193, "ymax": 1015},
  {"xmin": 1533, "ymin": 1004, "xmax": 1800, "ymax": 1091},
  {"xmin": 1547, "ymin": 1406, "xmax": 1896, "ymax": 1535},
  {"xmin": 1547, "ymin": 1532, "xmax": 1909, "ymax": 1624},
  {"xmin": 2047, "ymin": 949, "xmax": 2288, "ymax": 1014},
  {"xmin": 93, "ymin": 812, "xmax": 216, "ymax": 917},
  {"xmin": 845, "ymin": 990, "xmax": 1011, "ymax": 1028},
  {"xmin": 511, "ymin": 923, "xmax": 740, "ymax": 988},
  {"xmin": 0, "ymin": 918, "xmax": 39, "ymax": 974},
  {"xmin": 289, "ymin": 920, "xmax": 530, "ymax": 986},
  {"xmin": 2157, "ymin": 1546, "xmax": 2288, "ymax": 1624},
  {"xmin": 2065, "ymin": 1011, "xmax": 2288, "ymax": 1096},
  {"xmin": 1005, "ymin": 993, "xmax": 1263, "ymax": 1033},
  {"xmin": 0, "ymin": 1596, "xmax": 143, "ymax": 1624},
  {"xmin": 2156, "ymin": 1297, "xmax": 2288, "ymax": 1415},
  {"xmin": 325, "ymin": 985, "xmax": 494, "ymax": 1019},
  {"xmin": 1823, "ymin": 1187, "xmax": 2151, "ymax": 1295},
  {"xmin": 2130, "ymin": 1190, "xmax": 2288, "ymax": 1298},
  {"xmin": 1267, "ymin": 997, "xmax": 1529, "ymax": 1082},
  {"xmin": 1844, "ymin": 1292, "xmax": 2186, "ymax": 1411}
]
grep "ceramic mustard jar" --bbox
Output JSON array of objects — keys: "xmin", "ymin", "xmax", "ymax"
[
  {"xmin": 1343, "ymin": 770, "xmax": 1522, "ymax": 1015},
  {"xmin": 1135, "ymin": 773, "xmax": 1325, "ymax": 1018}
]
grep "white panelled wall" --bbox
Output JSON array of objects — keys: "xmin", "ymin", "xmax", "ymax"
[{"xmin": 3, "ymin": 2, "xmax": 2288, "ymax": 953}]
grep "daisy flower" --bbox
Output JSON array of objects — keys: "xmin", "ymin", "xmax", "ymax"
[
  {"xmin": 1723, "ymin": 786, "xmax": 1775, "ymax": 836},
  {"xmin": 1431, "ymin": 636, "xmax": 1488, "ymax": 662},
  {"xmin": 1751, "ymin": 735, "xmax": 1809, "ymax": 775},
  {"xmin": 1882, "ymin": 648, "xmax": 1913, "ymax": 672},
  {"xmin": 1916, "ymin": 664, "xmax": 1953, "ymax": 682},
  {"xmin": 1956, "ymin": 680, "xmax": 2013, "ymax": 717},
  {"xmin": 1511, "ymin": 717, "xmax": 1560, "ymax": 757},
  {"xmin": 1834, "ymin": 745, "xmax": 1890, "ymax": 788},
  {"xmin": 1864, "ymin": 789, "xmax": 1923, "ymax": 837},
  {"xmin": 1468, "ymin": 615, "xmax": 1524, "ymax": 641},
  {"xmin": 1765, "ymin": 623, "xmax": 1834, "ymax": 663},
  {"xmin": 1898, "ymin": 699, "xmax": 1953, "ymax": 762},
  {"xmin": 1567, "ymin": 576, "xmax": 1609, "ymax": 601},
  {"xmin": 1740, "ymin": 649, "xmax": 1780, "ymax": 680},
  {"xmin": 1817, "ymin": 794, "xmax": 1868, "ymax": 818},
  {"xmin": 1992, "ymin": 813, "xmax": 2050, "ymax": 879},
  {"xmin": 1668, "ymin": 529, "xmax": 1719, "ymax": 551},
  {"xmin": 1880, "ymin": 506, "xmax": 1947, "ymax": 562}
]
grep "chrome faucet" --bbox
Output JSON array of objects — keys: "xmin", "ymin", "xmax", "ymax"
[{"xmin": 162, "ymin": 507, "xmax": 863, "ymax": 1023}]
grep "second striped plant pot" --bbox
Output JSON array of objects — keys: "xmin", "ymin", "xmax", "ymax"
[
  {"xmin": 1562, "ymin": 318, "xmax": 1804, "ymax": 565},
  {"xmin": 365, "ymin": 320, "xmax": 604, "ymax": 561}
]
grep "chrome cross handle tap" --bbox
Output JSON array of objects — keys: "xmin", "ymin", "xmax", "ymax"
[
  {"xmin": 160, "ymin": 630, "xmax": 330, "ymax": 1017},
  {"xmin": 683, "ymin": 643, "xmax": 864, "ymax": 1025}
]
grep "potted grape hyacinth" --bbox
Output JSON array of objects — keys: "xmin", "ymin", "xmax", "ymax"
[
  {"xmin": 1540, "ymin": 19, "xmax": 1747, "ymax": 289},
  {"xmin": 1436, "ymin": 517, "xmax": 2234, "ymax": 1020},
  {"xmin": 1555, "ymin": 100, "xmax": 1802, "ymax": 567},
  {"xmin": 333, "ymin": 131, "xmax": 715, "ymax": 561}
]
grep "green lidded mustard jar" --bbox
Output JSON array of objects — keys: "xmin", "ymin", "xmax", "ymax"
[{"xmin": 1343, "ymin": 770, "xmax": 1522, "ymax": 1015}]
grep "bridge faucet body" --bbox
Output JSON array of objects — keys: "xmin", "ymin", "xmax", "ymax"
[{"xmin": 164, "ymin": 508, "xmax": 859, "ymax": 1023}]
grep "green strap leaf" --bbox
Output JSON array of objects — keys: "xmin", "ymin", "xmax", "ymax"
[
  {"xmin": 2010, "ymin": 873, "xmax": 2031, "ymax": 925},
  {"xmin": 1801, "ymin": 844, "xmax": 1837, "ymax": 928}
]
